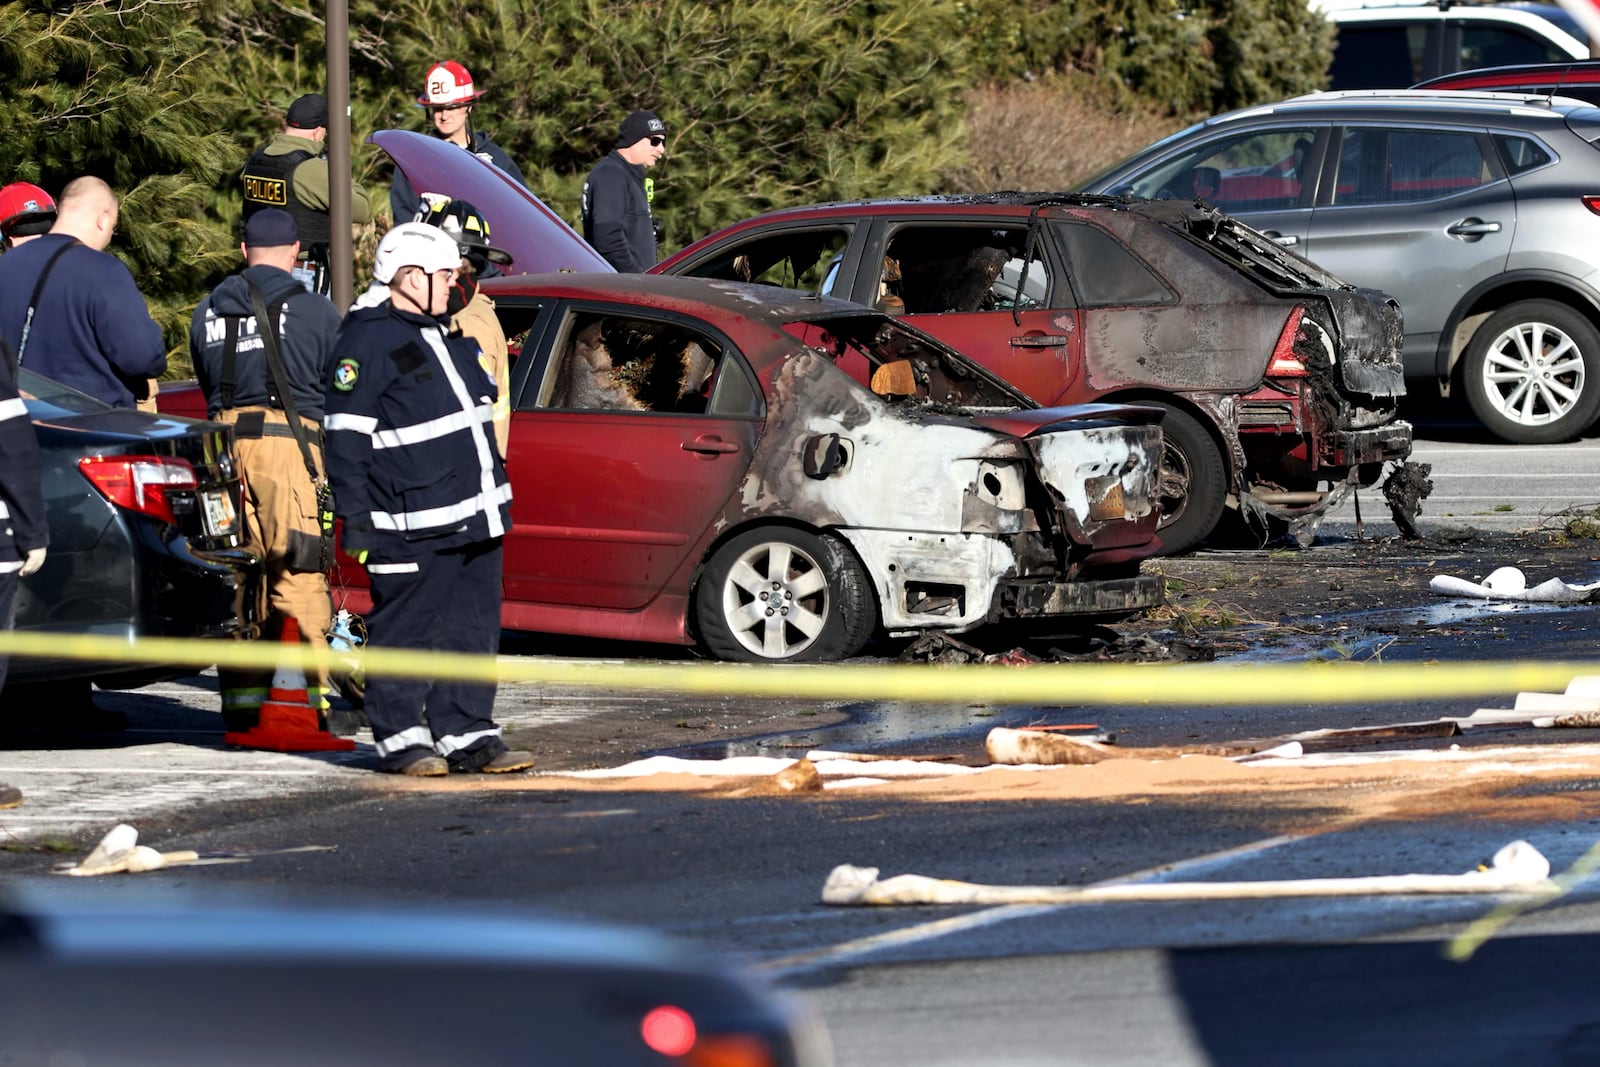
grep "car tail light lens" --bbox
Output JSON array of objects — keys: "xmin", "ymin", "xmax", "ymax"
[
  {"xmin": 1266, "ymin": 305, "xmax": 1309, "ymax": 377},
  {"xmin": 639, "ymin": 1004, "xmax": 779, "ymax": 1066},
  {"xmin": 79, "ymin": 455, "xmax": 198, "ymax": 525},
  {"xmin": 1582, "ymin": 196, "xmax": 1600, "ymax": 217}
]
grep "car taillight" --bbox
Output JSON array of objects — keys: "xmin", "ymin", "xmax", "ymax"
[
  {"xmin": 1582, "ymin": 196, "xmax": 1600, "ymax": 217},
  {"xmin": 1266, "ymin": 305, "xmax": 1309, "ymax": 377},
  {"xmin": 639, "ymin": 1004, "xmax": 780, "ymax": 1066},
  {"xmin": 79, "ymin": 455, "xmax": 198, "ymax": 525}
]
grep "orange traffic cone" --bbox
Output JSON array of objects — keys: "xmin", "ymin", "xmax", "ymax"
[{"xmin": 223, "ymin": 616, "xmax": 355, "ymax": 752}]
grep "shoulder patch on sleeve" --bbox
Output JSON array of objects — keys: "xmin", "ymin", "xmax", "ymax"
[{"xmin": 333, "ymin": 357, "xmax": 360, "ymax": 392}]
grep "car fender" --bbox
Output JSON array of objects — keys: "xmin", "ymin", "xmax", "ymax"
[{"xmin": 1436, "ymin": 267, "xmax": 1600, "ymax": 382}]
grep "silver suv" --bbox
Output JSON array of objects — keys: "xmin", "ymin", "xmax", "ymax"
[{"xmin": 1079, "ymin": 90, "xmax": 1600, "ymax": 443}]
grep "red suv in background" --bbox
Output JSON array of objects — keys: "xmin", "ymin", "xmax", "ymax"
[{"xmin": 655, "ymin": 195, "xmax": 1412, "ymax": 553}]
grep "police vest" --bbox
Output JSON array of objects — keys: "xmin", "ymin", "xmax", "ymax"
[{"xmin": 241, "ymin": 146, "xmax": 330, "ymax": 246}]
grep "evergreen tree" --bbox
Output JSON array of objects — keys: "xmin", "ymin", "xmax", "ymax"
[{"xmin": 0, "ymin": 0, "xmax": 242, "ymax": 349}]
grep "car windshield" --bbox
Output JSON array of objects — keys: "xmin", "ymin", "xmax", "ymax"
[
  {"xmin": 1070, "ymin": 118, "xmax": 1210, "ymax": 193},
  {"xmin": 783, "ymin": 313, "xmax": 1031, "ymax": 410},
  {"xmin": 18, "ymin": 368, "xmax": 113, "ymax": 417}
]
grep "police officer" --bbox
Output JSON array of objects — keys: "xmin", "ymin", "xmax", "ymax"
[
  {"xmin": 0, "ymin": 332, "xmax": 46, "ymax": 807},
  {"xmin": 323, "ymin": 222, "xmax": 531, "ymax": 776},
  {"xmin": 391, "ymin": 62, "xmax": 527, "ymax": 225},
  {"xmin": 581, "ymin": 109, "xmax": 667, "ymax": 272},
  {"xmin": 190, "ymin": 208, "xmax": 342, "ymax": 732},
  {"xmin": 242, "ymin": 93, "xmax": 373, "ymax": 293}
]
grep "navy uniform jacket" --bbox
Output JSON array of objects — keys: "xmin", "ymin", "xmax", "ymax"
[
  {"xmin": 189, "ymin": 264, "xmax": 341, "ymax": 421},
  {"xmin": 0, "ymin": 347, "xmax": 47, "ymax": 571},
  {"xmin": 581, "ymin": 151, "xmax": 655, "ymax": 273},
  {"xmin": 322, "ymin": 303, "xmax": 510, "ymax": 560}
]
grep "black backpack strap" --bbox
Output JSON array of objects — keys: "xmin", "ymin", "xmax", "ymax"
[
  {"xmin": 244, "ymin": 278, "xmax": 319, "ymax": 488},
  {"xmin": 16, "ymin": 239, "xmax": 78, "ymax": 366},
  {"xmin": 220, "ymin": 316, "xmax": 239, "ymax": 409}
]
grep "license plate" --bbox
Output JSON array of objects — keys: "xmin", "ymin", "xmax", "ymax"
[{"xmin": 202, "ymin": 489, "xmax": 238, "ymax": 537}]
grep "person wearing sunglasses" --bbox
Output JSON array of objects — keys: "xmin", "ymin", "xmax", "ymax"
[
  {"xmin": 580, "ymin": 109, "xmax": 667, "ymax": 273},
  {"xmin": 391, "ymin": 61, "xmax": 527, "ymax": 225}
]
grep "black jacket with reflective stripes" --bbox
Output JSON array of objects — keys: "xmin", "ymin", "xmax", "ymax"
[{"xmin": 323, "ymin": 303, "xmax": 510, "ymax": 559}]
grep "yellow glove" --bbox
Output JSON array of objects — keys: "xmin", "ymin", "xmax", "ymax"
[{"xmin": 354, "ymin": 550, "xmax": 369, "ymax": 565}]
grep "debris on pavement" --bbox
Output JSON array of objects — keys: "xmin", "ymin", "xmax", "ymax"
[
  {"xmin": 820, "ymin": 839, "xmax": 1553, "ymax": 906},
  {"xmin": 985, "ymin": 726, "xmax": 1251, "ymax": 765},
  {"xmin": 54, "ymin": 823, "xmax": 337, "ymax": 876},
  {"xmin": 1429, "ymin": 565, "xmax": 1600, "ymax": 603},
  {"xmin": 737, "ymin": 758, "xmax": 823, "ymax": 796},
  {"xmin": 896, "ymin": 630, "xmax": 1211, "ymax": 665},
  {"xmin": 1383, "ymin": 460, "xmax": 1434, "ymax": 540}
]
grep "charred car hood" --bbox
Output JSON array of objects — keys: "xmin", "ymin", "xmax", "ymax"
[{"xmin": 370, "ymin": 129, "xmax": 613, "ymax": 275}]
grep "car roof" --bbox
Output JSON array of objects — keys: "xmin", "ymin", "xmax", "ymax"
[
  {"xmin": 1415, "ymin": 59, "xmax": 1600, "ymax": 89},
  {"xmin": 1327, "ymin": 0, "xmax": 1586, "ymax": 50},
  {"xmin": 1198, "ymin": 88, "xmax": 1600, "ymax": 125},
  {"xmin": 483, "ymin": 270, "xmax": 878, "ymax": 328}
]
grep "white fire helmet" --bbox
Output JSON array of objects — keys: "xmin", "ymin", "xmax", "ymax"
[{"xmin": 372, "ymin": 222, "xmax": 463, "ymax": 284}]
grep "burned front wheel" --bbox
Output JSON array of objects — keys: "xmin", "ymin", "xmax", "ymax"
[
  {"xmin": 1147, "ymin": 404, "xmax": 1227, "ymax": 555},
  {"xmin": 695, "ymin": 527, "xmax": 875, "ymax": 662}
]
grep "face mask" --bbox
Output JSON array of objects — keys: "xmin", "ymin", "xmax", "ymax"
[{"xmin": 446, "ymin": 271, "xmax": 478, "ymax": 316}]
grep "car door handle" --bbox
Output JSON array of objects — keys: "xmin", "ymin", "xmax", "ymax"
[
  {"xmin": 682, "ymin": 435, "xmax": 739, "ymax": 455},
  {"xmin": 1260, "ymin": 230, "xmax": 1299, "ymax": 246},
  {"xmin": 1446, "ymin": 219, "xmax": 1502, "ymax": 236},
  {"xmin": 1012, "ymin": 335, "xmax": 1071, "ymax": 347}
]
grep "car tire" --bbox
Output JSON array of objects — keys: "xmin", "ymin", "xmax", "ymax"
[
  {"xmin": 1147, "ymin": 404, "xmax": 1227, "ymax": 555},
  {"xmin": 695, "ymin": 527, "xmax": 875, "ymax": 662},
  {"xmin": 1462, "ymin": 300, "xmax": 1600, "ymax": 444}
]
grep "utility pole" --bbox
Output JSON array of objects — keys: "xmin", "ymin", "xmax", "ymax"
[{"xmin": 327, "ymin": 0, "xmax": 353, "ymax": 311}]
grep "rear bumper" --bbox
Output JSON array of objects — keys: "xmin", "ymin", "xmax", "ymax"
[
  {"xmin": 1323, "ymin": 420, "xmax": 1413, "ymax": 469},
  {"xmin": 997, "ymin": 574, "xmax": 1165, "ymax": 622}
]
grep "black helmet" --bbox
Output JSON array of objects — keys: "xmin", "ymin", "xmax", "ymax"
[{"xmin": 414, "ymin": 195, "xmax": 511, "ymax": 275}]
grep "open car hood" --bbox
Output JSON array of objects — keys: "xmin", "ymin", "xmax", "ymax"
[{"xmin": 370, "ymin": 129, "xmax": 614, "ymax": 275}]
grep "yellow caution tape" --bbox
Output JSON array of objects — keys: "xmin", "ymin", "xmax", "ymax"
[{"xmin": 0, "ymin": 629, "xmax": 1596, "ymax": 705}]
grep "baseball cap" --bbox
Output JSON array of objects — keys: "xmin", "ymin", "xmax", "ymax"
[
  {"xmin": 616, "ymin": 110, "xmax": 666, "ymax": 148},
  {"xmin": 372, "ymin": 221, "xmax": 464, "ymax": 283},
  {"xmin": 286, "ymin": 93, "xmax": 329, "ymax": 128},
  {"xmin": 243, "ymin": 208, "xmax": 298, "ymax": 248}
]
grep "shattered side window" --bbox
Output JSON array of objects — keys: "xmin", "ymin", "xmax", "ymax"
[
  {"xmin": 880, "ymin": 225, "xmax": 1049, "ymax": 315},
  {"xmin": 784, "ymin": 316, "xmax": 1031, "ymax": 409},
  {"xmin": 535, "ymin": 310, "xmax": 738, "ymax": 416},
  {"xmin": 1053, "ymin": 223, "xmax": 1172, "ymax": 307},
  {"xmin": 679, "ymin": 227, "xmax": 852, "ymax": 294}
]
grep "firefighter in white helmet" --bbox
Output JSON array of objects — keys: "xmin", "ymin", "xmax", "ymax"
[
  {"xmin": 322, "ymin": 223, "xmax": 530, "ymax": 777},
  {"xmin": 390, "ymin": 61, "xmax": 527, "ymax": 224}
]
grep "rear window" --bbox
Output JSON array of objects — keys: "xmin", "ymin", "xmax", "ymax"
[
  {"xmin": 1171, "ymin": 213, "xmax": 1350, "ymax": 294},
  {"xmin": 1458, "ymin": 25, "xmax": 1572, "ymax": 69},
  {"xmin": 1495, "ymin": 133, "xmax": 1555, "ymax": 173}
]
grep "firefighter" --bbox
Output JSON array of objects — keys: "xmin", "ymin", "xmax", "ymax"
[
  {"xmin": 415, "ymin": 196, "xmax": 514, "ymax": 459},
  {"xmin": 189, "ymin": 209, "xmax": 342, "ymax": 731},
  {"xmin": 0, "ymin": 182, "xmax": 56, "ymax": 250},
  {"xmin": 581, "ymin": 109, "xmax": 667, "ymax": 272},
  {"xmin": 241, "ymin": 93, "xmax": 373, "ymax": 294},
  {"xmin": 323, "ymin": 222, "xmax": 531, "ymax": 776},
  {"xmin": 391, "ymin": 61, "xmax": 527, "ymax": 225}
]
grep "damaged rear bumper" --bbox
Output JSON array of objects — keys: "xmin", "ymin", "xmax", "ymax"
[
  {"xmin": 1323, "ymin": 420, "xmax": 1413, "ymax": 470},
  {"xmin": 999, "ymin": 574, "xmax": 1165, "ymax": 621}
]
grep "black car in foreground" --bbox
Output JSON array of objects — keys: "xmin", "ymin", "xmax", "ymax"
[
  {"xmin": 11, "ymin": 371, "xmax": 258, "ymax": 688},
  {"xmin": 0, "ymin": 884, "xmax": 832, "ymax": 1066}
]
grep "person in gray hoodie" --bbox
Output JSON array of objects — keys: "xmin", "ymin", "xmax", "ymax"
[{"xmin": 189, "ymin": 208, "xmax": 342, "ymax": 732}]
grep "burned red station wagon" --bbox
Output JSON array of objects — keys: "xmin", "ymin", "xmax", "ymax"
[{"xmin": 655, "ymin": 195, "xmax": 1415, "ymax": 553}]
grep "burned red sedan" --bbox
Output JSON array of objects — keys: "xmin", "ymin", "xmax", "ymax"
[
  {"xmin": 406, "ymin": 275, "xmax": 1163, "ymax": 661},
  {"xmin": 656, "ymin": 195, "xmax": 1414, "ymax": 553}
]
